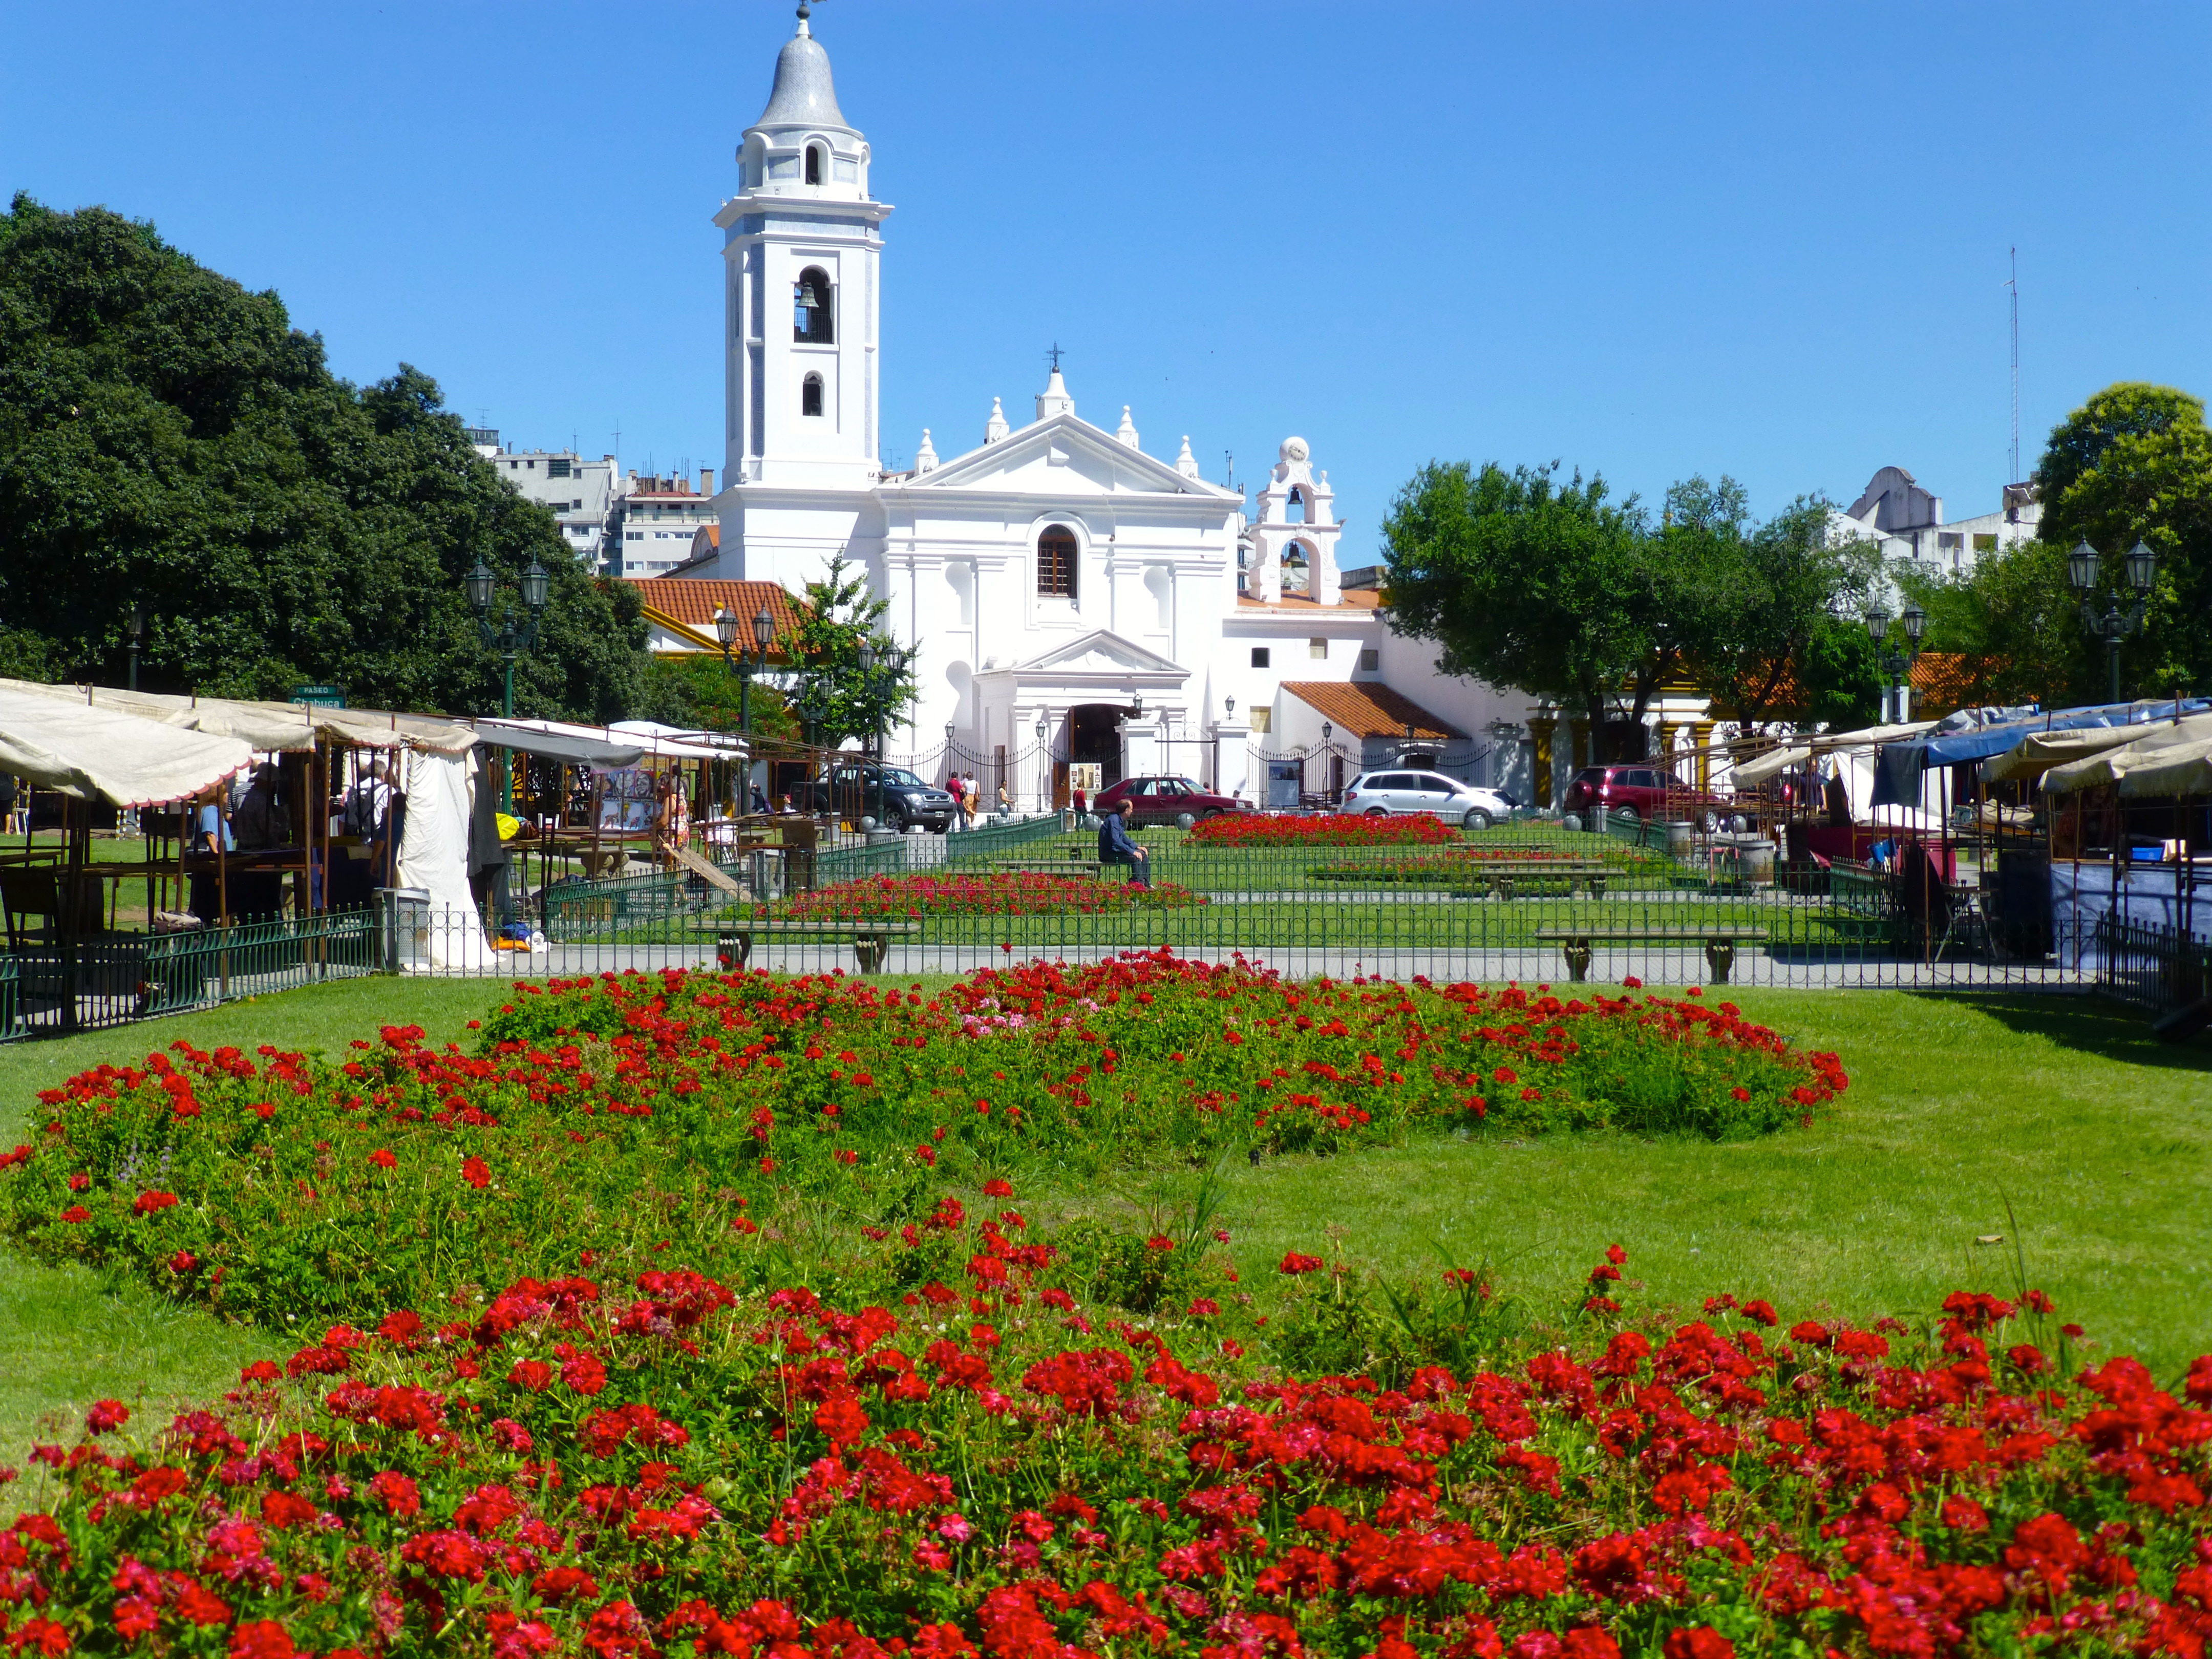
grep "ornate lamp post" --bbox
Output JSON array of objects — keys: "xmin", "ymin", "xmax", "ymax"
[
  {"xmin": 1215, "ymin": 694, "xmax": 1235, "ymax": 794},
  {"xmin": 467, "ymin": 557, "xmax": 551, "ymax": 806},
  {"xmin": 2068, "ymin": 538, "xmax": 2158, "ymax": 702},
  {"xmin": 1033, "ymin": 711, "xmax": 1049, "ymax": 813},
  {"xmin": 126, "ymin": 603, "xmax": 143, "ymax": 693},
  {"xmin": 1862, "ymin": 599, "xmax": 1925, "ymax": 724},
  {"xmin": 713, "ymin": 606, "xmax": 776, "ymax": 731},
  {"xmin": 1320, "ymin": 718, "xmax": 1334, "ymax": 802}
]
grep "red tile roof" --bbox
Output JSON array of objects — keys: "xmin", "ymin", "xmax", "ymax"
[
  {"xmin": 1235, "ymin": 589, "xmax": 1381, "ymax": 610},
  {"xmin": 1281, "ymin": 680, "xmax": 1465, "ymax": 741},
  {"xmin": 624, "ymin": 579, "xmax": 807, "ymax": 655}
]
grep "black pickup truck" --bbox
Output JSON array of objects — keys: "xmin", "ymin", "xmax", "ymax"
[{"xmin": 793, "ymin": 763, "xmax": 958, "ymax": 833}]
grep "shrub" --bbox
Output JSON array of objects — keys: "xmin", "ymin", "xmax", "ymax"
[
  {"xmin": 779, "ymin": 872, "xmax": 1205, "ymax": 918},
  {"xmin": 1189, "ymin": 812, "xmax": 1455, "ymax": 846},
  {"xmin": 2, "ymin": 1233, "xmax": 2204, "ymax": 1659},
  {"xmin": 2, "ymin": 956, "xmax": 1845, "ymax": 1328}
]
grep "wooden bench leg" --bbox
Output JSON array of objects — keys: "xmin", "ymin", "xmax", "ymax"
[
  {"xmin": 853, "ymin": 933, "xmax": 887, "ymax": 974},
  {"xmin": 1704, "ymin": 939, "xmax": 1736, "ymax": 984},
  {"xmin": 1497, "ymin": 877, "xmax": 1515, "ymax": 901},
  {"xmin": 1560, "ymin": 938, "xmax": 1593, "ymax": 983},
  {"xmin": 721, "ymin": 931, "xmax": 753, "ymax": 972},
  {"xmin": 1590, "ymin": 877, "xmax": 1607, "ymax": 898}
]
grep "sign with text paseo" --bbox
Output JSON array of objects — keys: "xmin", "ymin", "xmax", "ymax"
[{"xmin": 291, "ymin": 684, "xmax": 346, "ymax": 708}]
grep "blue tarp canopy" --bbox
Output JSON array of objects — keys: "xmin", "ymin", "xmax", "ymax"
[{"xmin": 1871, "ymin": 698, "xmax": 2212, "ymax": 806}]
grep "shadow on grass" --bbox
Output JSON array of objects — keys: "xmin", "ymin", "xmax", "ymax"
[{"xmin": 1904, "ymin": 988, "xmax": 2212, "ymax": 1069}]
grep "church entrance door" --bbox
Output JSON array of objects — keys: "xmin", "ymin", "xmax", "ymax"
[{"xmin": 1068, "ymin": 704, "xmax": 1127, "ymax": 791}]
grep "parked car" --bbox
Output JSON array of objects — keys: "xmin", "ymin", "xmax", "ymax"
[
  {"xmin": 1091, "ymin": 775, "xmax": 1245, "ymax": 827},
  {"xmin": 795, "ymin": 763, "xmax": 958, "ymax": 833},
  {"xmin": 1562, "ymin": 764, "xmax": 1728, "ymax": 830},
  {"xmin": 1335, "ymin": 770, "xmax": 1514, "ymax": 831}
]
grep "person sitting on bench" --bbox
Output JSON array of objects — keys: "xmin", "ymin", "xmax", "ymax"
[{"xmin": 1097, "ymin": 800, "xmax": 1150, "ymax": 887}]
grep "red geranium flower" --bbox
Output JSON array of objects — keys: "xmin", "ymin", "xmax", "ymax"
[
  {"xmin": 133, "ymin": 1190, "xmax": 178, "ymax": 1216},
  {"xmin": 1279, "ymin": 1252, "xmax": 1325, "ymax": 1275}
]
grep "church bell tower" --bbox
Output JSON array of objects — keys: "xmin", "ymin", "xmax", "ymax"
[{"xmin": 716, "ymin": 3, "xmax": 890, "ymax": 493}]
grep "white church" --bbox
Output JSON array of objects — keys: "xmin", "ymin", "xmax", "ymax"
[{"xmin": 672, "ymin": 5, "xmax": 1532, "ymax": 809}]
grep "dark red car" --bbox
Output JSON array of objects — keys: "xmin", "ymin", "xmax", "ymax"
[
  {"xmin": 1562, "ymin": 764, "xmax": 1729, "ymax": 829},
  {"xmin": 1091, "ymin": 775, "xmax": 1245, "ymax": 826}
]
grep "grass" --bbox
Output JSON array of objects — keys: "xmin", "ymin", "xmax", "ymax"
[
  {"xmin": 0, "ymin": 967, "xmax": 2204, "ymax": 1466},
  {"xmin": 1195, "ymin": 987, "xmax": 2212, "ymax": 1377},
  {"xmin": 0, "ymin": 975, "xmax": 499, "ymax": 1461}
]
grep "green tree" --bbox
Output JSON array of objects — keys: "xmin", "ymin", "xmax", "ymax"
[
  {"xmin": 1892, "ymin": 542, "xmax": 2079, "ymax": 709},
  {"xmin": 634, "ymin": 653, "xmax": 796, "ymax": 742},
  {"xmin": 784, "ymin": 552, "xmax": 916, "ymax": 749},
  {"xmin": 2032, "ymin": 381, "xmax": 2212, "ymax": 697},
  {"xmin": 1382, "ymin": 462, "xmax": 1870, "ymax": 746},
  {"xmin": 1673, "ymin": 481, "xmax": 1881, "ymax": 732},
  {"xmin": 0, "ymin": 195, "xmax": 649, "ymax": 717},
  {"xmin": 1381, "ymin": 461, "xmax": 1688, "ymax": 752}
]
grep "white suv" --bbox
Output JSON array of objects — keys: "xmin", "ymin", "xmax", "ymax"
[{"xmin": 1336, "ymin": 770, "xmax": 1513, "ymax": 831}]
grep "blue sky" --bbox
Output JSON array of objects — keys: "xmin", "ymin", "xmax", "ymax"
[{"xmin": 7, "ymin": 2, "xmax": 2208, "ymax": 568}]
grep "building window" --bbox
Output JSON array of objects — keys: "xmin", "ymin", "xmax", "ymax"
[
  {"xmin": 1973, "ymin": 533, "xmax": 1998, "ymax": 552},
  {"xmin": 1308, "ymin": 637, "xmax": 1327, "ymax": 660},
  {"xmin": 1249, "ymin": 709, "xmax": 1271, "ymax": 734},
  {"xmin": 802, "ymin": 372, "xmax": 824, "ymax": 417},
  {"xmin": 805, "ymin": 144, "xmax": 824, "ymax": 185},
  {"xmin": 1249, "ymin": 647, "xmax": 1271, "ymax": 669},
  {"xmin": 1037, "ymin": 524, "xmax": 1078, "ymax": 598},
  {"xmin": 1358, "ymin": 648, "xmax": 1379, "ymax": 672},
  {"xmin": 547, "ymin": 457, "xmax": 571, "ymax": 479},
  {"xmin": 794, "ymin": 266, "xmax": 834, "ymax": 344}
]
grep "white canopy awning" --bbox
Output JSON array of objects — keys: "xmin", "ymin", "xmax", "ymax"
[
  {"xmin": 1730, "ymin": 720, "xmax": 1937, "ymax": 785},
  {"xmin": 0, "ymin": 686, "xmax": 252, "ymax": 806},
  {"xmin": 2042, "ymin": 713, "xmax": 2212, "ymax": 797},
  {"xmin": 485, "ymin": 716, "xmax": 738, "ymax": 762},
  {"xmin": 0, "ymin": 679, "xmax": 477, "ymax": 755}
]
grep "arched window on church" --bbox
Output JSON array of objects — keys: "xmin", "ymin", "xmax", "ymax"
[
  {"xmin": 805, "ymin": 144, "xmax": 825, "ymax": 185},
  {"xmin": 801, "ymin": 373, "xmax": 824, "ymax": 418},
  {"xmin": 1287, "ymin": 486, "xmax": 1307, "ymax": 524},
  {"xmin": 1282, "ymin": 542, "xmax": 1311, "ymax": 594},
  {"xmin": 1037, "ymin": 525, "xmax": 1078, "ymax": 599},
  {"xmin": 794, "ymin": 267, "xmax": 834, "ymax": 344}
]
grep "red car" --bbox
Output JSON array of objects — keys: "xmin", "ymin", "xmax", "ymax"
[
  {"xmin": 1563, "ymin": 764, "xmax": 1729, "ymax": 830},
  {"xmin": 1091, "ymin": 775, "xmax": 1245, "ymax": 826}
]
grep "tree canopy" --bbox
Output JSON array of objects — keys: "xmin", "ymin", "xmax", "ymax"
[
  {"xmin": 1899, "ymin": 381, "xmax": 2212, "ymax": 705},
  {"xmin": 1380, "ymin": 460, "xmax": 1874, "ymax": 743},
  {"xmin": 0, "ymin": 195, "xmax": 649, "ymax": 718}
]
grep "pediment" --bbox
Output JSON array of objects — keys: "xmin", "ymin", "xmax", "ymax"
[
  {"xmin": 997, "ymin": 629, "xmax": 1187, "ymax": 678},
  {"xmin": 909, "ymin": 414, "xmax": 1231, "ymax": 499}
]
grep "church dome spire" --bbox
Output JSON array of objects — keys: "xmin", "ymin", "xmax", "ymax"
[{"xmin": 755, "ymin": 3, "xmax": 852, "ymax": 132}]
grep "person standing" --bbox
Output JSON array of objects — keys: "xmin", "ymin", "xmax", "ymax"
[
  {"xmin": 948, "ymin": 771, "xmax": 969, "ymax": 831},
  {"xmin": 963, "ymin": 774, "xmax": 981, "ymax": 827}
]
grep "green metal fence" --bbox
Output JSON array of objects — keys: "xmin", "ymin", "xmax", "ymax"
[{"xmin": 942, "ymin": 815, "xmax": 1066, "ymax": 865}]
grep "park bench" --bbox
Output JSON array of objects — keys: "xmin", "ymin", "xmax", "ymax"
[
  {"xmin": 1455, "ymin": 859, "xmax": 1612, "ymax": 898},
  {"xmin": 990, "ymin": 858, "xmax": 1105, "ymax": 879},
  {"xmin": 1533, "ymin": 925, "xmax": 1770, "ymax": 985},
  {"xmin": 696, "ymin": 919, "xmax": 921, "ymax": 975}
]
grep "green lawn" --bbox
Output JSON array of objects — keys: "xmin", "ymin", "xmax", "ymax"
[
  {"xmin": 1201, "ymin": 987, "xmax": 2212, "ymax": 1377},
  {"xmin": 0, "ymin": 971, "xmax": 2203, "ymax": 1462},
  {"xmin": 0, "ymin": 976, "xmax": 498, "ymax": 1460}
]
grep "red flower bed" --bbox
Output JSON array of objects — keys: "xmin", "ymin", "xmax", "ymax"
[
  {"xmin": 5, "ymin": 1233, "xmax": 2206, "ymax": 1659},
  {"xmin": 1189, "ymin": 813, "xmax": 1456, "ymax": 846},
  {"xmin": 780, "ymin": 872, "xmax": 1204, "ymax": 918}
]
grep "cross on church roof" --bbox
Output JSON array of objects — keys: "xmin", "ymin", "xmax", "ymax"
[{"xmin": 1046, "ymin": 343, "xmax": 1065, "ymax": 373}]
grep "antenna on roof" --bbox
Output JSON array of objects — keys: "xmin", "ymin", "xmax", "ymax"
[{"xmin": 2006, "ymin": 248, "xmax": 2020, "ymax": 485}]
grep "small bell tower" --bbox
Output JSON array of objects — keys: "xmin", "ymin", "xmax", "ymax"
[{"xmin": 1247, "ymin": 437, "xmax": 1343, "ymax": 604}]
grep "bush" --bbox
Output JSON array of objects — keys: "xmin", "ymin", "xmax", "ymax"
[
  {"xmin": 2, "ymin": 1234, "xmax": 2205, "ymax": 1659},
  {"xmin": 1190, "ymin": 813, "xmax": 1456, "ymax": 846},
  {"xmin": 780, "ymin": 872, "xmax": 1205, "ymax": 918},
  {"xmin": 2, "ymin": 956, "xmax": 1846, "ymax": 1331}
]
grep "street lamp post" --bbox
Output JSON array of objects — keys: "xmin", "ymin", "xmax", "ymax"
[
  {"xmin": 467, "ymin": 557, "xmax": 551, "ymax": 806},
  {"xmin": 1320, "ymin": 719, "xmax": 1334, "ymax": 802},
  {"xmin": 2067, "ymin": 539, "xmax": 2159, "ymax": 702},
  {"xmin": 713, "ymin": 606, "xmax": 777, "ymax": 731},
  {"xmin": 126, "ymin": 603, "xmax": 143, "ymax": 693},
  {"xmin": 1862, "ymin": 599, "xmax": 1926, "ymax": 724},
  {"xmin": 1033, "ymin": 711, "xmax": 1048, "ymax": 813}
]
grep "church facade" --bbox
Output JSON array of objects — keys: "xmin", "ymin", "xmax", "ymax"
[{"xmin": 685, "ymin": 8, "xmax": 1527, "ymax": 809}]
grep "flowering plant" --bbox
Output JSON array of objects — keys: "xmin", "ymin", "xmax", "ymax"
[
  {"xmin": 779, "ymin": 872, "xmax": 1204, "ymax": 919},
  {"xmin": 1, "ymin": 1230, "xmax": 2205, "ymax": 1659},
  {"xmin": 4, "ymin": 954, "xmax": 1845, "ymax": 1330},
  {"xmin": 1189, "ymin": 813, "xmax": 1457, "ymax": 846}
]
